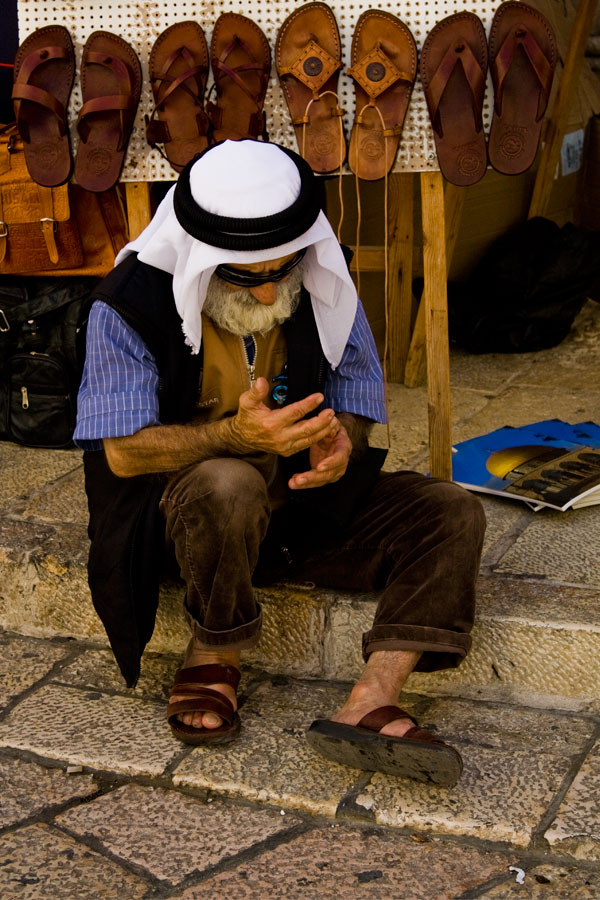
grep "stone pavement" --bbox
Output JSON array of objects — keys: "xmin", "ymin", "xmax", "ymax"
[{"xmin": 1, "ymin": 301, "xmax": 600, "ymax": 898}]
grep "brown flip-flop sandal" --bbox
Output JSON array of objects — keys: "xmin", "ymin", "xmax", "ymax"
[
  {"xmin": 207, "ymin": 13, "xmax": 271, "ymax": 143},
  {"xmin": 167, "ymin": 663, "xmax": 241, "ymax": 746},
  {"xmin": 488, "ymin": 1, "xmax": 557, "ymax": 175},
  {"xmin": 146, "ymin": 21, "xmax": 210, "ymax": 172},
  {"xmin": 11, "ymin": 25, "xmax": 75, "ymax": 187},
  {"xmin": 307, "ymin": 705, "xmax": 463, "ymax": 786},
  {"xmin": 420, "ymin": 13, "xmax": 488, "ymax": 187},
  {"xmin": 276, "ymin": 1, "xmax": 345, "ymax": 173},
  {"xmin": 74, "ymin": 31, "xmax": 142, "ymax": 192},
  {"xmin": 347, "ymin": 11, "xmax": 417, "ymax": 182}
]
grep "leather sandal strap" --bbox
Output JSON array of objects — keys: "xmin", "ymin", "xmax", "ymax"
[
  {"xmin": 404, "ymin": 725, "xmax": 445, "ymax": 745},
  {"xmin": 77, "ymin": 50, "xmax": 137, "ymax": 149},
  {"xmin": 357, "ymin": 705, "xmax": 417, "ymax": 732},
  {"xmin": 426, "ymin": 39, "xmax": 486, "ymax": 137},
  {"xmin": 347, "ymin": 45, "xmax": 414, "ymax": 102},
  {"xmin": 16, "ymin": 44, "xmax": 70, "ymax": 86},
  {"xmin": 167, "ymin": 688, "xmax": 235, "ymax": 725},
  {"xmin": 279, "ymin": 39, "xmax": 342, "ymax": 96},
  {"xmin": 171, "ymin": 663, "xmax": 241, "ymax": 691},
  {"xmin": 492, "ymin": 25, "xmax": 554, "ymax": 121},
  {"xmin": 12, "ymin": 84, "xmax": 68, "ymax": 140}
]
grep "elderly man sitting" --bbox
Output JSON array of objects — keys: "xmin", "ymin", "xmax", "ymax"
[{"xmin": 74, "ymin": 140, "xmax": 485, "ymax": 786}]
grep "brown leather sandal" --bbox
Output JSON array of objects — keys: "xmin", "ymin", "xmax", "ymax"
[
  {"xmin": 11, "ymin": 25, "xmax": 75, "ymax": 187},
  {"xmin": 420, "ymin": 12, "xmax": 488, "ymax": 187},
  {"xmin": 347, "ymin": 11, "xmax": 417, "ymax": 181},
  {"xmin": 207, "ymin": 13, "xmax": 271, "ymax": 143},
  {"xmin": 306, "ymin": 705, "xmax": 463, "ymax": 786},
  {"xmin": 488, "ymin": 1, "xmax": 557, "ymax": 175},
  {"xmin": 167, "ymin": 663, "xmax": 241, "ymax": 746},
  {"xmin": 276, "ymin": 1, "xmax": 345, "ymax": 173},
  {"xmin": 74, "ymin": 31, "xmax": 142, "ymax": 192},
  {"xmin": 146, "ymin": 21, "xmax": 210, "ymax": 172}
]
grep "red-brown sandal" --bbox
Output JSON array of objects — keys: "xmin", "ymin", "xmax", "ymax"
[{"xmin": 167, "ymin": 663, "xmax": 241, "ymax": 746}]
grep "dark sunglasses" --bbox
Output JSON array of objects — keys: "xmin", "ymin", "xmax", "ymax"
[{"xmin": 215, "ymin": 248, "xmax": 306, "ymax": 288}]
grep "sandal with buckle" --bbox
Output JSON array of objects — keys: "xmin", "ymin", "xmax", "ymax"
[
  {"xmin": 488, "ymin": 1, "xmax": 557, "ymax": 175},
  {"xmin": 11, "ymin": 25, "xmax": 75, "ymax": 187},
  {"xmin": 167, "ymin": 663, "xmax": 241, "ymax": 745},
  {"xmin": 146, "ymin": 21, "xmax": 210, "ymax": 172},
  {"xmin": 307, "ymin": 705, "xmax": 463, "ymax": 786},
  {"xmin": 74, "ymin": 30, "xmax": 142, "ymax": 192},
  {"xmin": 347, "ymin": 10, "xmax": 417, "ymax": 181},
  {"xmin": 276, "ymin": 1, "xmax": 346, "ymax": 173},
  {"xmin": 207, "ymin": 13, "xmax": 271, "ymax": 143}
]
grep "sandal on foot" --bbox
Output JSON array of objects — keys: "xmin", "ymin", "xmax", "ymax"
[
  {"xmin": 74, "ymin": 31, "xmax": 142, "ymax": 192},
  {"xmin": 146, "ymin": 21, "xmax": 210, "ymax": 172},
  {"xmin": 207, "ymin": 13, "xmax": 271, "ymax": 143},
  {"xmin": 276, "ymin": 1, "xmax": 345, "ymax": 173},
  {"xmin": 306, "ymin": 705, "xmax": 463, "ymax": 786},
  {"xmin": 167, "ymin": 663, "xmax": 241, "ymax": 746},
  {"xmin": 420, "ymin": 12, "xmax": 488, "ymax": 187},
  {"xmin": 347, "ymin": 10, "xmax": 417, "ymax": 181},
  {"xmin": 12, "ymin": 25, "xmax": 75, "ymax": 187},
  {"xmin": 488, "ymin": 1, "xmax": 557, "ymax": 175}
]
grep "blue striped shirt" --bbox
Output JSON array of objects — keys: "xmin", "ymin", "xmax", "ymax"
[{"xmin": 74, "ymin": 298, "xmax": 387, "ymax": 449}]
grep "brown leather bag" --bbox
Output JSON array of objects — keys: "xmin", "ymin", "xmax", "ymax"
[{"xmin": 0, "ymin": 123, "xmax": 129, "ymax": 276}]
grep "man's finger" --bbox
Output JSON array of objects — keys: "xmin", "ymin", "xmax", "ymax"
[
  {"xmin": 275, "ymin": 393, "xmax": 326, "ymax": 425},
  {"xmin": 240, "ymin": 377, "xmax": 270, "ymax": 407}
]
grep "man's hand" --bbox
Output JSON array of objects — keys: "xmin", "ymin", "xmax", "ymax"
[
  {"xmin": 231, "ymin": 377, "xmax": 340, "ymax": 457},
  {"xmin": 288, "ymin": 423, "xmax": 352, "ymax": 490}
]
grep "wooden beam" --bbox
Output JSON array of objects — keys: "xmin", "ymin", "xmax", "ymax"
[
  {"xmin": 125, "ymin": 182, "xmax": 152, "ymax": 240},
  {"xmin": 386, "ymin": 173, "xmax": 414, "ymax": 382}
]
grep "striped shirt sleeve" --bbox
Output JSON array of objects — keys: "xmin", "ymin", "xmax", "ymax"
[
  {"xmin": 322, "ymin": 298, "xmax": 387, "ymax": 424},
  {"xmin": 73, "ymin": 301, "xmax": 160, "ymax": 450}
]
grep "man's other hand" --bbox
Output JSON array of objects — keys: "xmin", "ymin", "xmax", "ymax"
[
  {"xmin": 288, "ymin": 423, "xmax": 352, "ymax": 490},
  {"xmin": 231, "ymin": 377, "xmax": 339, "ymax": 457}
]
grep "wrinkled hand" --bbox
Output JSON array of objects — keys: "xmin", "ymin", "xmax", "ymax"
[
  {"xmin": 288, "ymin": 423, "xmax": 352, "ymax": 490},
  {"xmin": 231, "ymin": 377, "xmax": 339, "ymax": 457}
]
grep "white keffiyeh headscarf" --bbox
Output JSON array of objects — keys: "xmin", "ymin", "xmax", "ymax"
[{"xmin": 114, "ymin": 140, "xmax": 357, "ymax": 369}]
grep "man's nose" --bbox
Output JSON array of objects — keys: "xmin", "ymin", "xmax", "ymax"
[{"xmin": 249, "ymin": 282, "xmax": 278, "ymax": 305}]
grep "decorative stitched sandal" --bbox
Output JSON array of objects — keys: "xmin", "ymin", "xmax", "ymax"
[
  {"xmin": 74, "ymin": 31, "xmax": 142, "ymax": 192},
  {"xmin": 307, "ymin": 705, "xmax": 463, "ymax": 786},
  {"xmin": 347, "ymin": 10, "xmax": 417, "ymax": 181},
  {"xmin": 275, "ymin": 1, "xmax": 346, "ymax": 173},
  {"xmin": 167, "ymin": 663, "xmax": 241, "ymax": 746},
  {"xmin": 12, "ymin": 25, "xmax": 75, "ymax": 187},
  {"xmin": 207, "ymin": 13, "xmax": 271, "ymax": 143},
  {"xmin": 146, "ymin": 21, "xmax": 210, "ymax": 172}
]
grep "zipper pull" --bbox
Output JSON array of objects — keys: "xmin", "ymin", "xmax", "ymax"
[
  {"xmin": 248, "ymin": 363, "xmax": 256, "ymax": 386},
  {"xmin": 21, "ymin": 386, "xmax": 29, "ymax": 409}
]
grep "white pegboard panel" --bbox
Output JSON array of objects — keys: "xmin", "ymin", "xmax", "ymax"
[{"xmin": 17, "ymin": 0, "xmax": 504, "ymax": 180}]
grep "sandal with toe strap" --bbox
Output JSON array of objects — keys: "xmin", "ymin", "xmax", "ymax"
[
  {"xmin": 146, "ymin": 21, "xmax": 210, "ymax": 172},
  {"xmin": 167, "ymin": 663, "xmax": 241, "ymax": 745},
  {"xmin": 74, "ymin": 30, "xmax": 142, "ymax": 193},
  {"xmin": 307, "ymin": 705, "xmax": 463, "ymax": 786},
  {"xmin": 276, "ymin": 1, "xmax": 346, "ymax": 173},
  {"xmin": 207, "ymin": 13, "xmax": 271, "ymax": 143},
  {"xmin": 11, "ymin": 25, "xmax": 75, "ymax": 187},
  {"xmin": 347, "ymin": 10, "xmax": 417, "ymax": 181}
]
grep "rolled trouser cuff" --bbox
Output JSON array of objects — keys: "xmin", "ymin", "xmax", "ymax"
[
  {"xmin": 362, "ymin": 625, "xmax": 471, "ymax": 671},
  {"xmin": 185, "ymin": 606, "xmax": 263, "ymax": 650}
]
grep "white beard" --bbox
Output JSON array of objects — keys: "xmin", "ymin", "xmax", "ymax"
[{"xmin": 202, "ymin": 265, "xmax": 303, "ymax": 336}]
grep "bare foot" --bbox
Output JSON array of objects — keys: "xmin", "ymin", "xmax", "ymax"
[
  {"xmin": 170, "ymin": 639, "xmax": 240, "ymax": 731},
  {"xmin": 330, "ymin": 683, "xmax": 414, "ymax": 738}
]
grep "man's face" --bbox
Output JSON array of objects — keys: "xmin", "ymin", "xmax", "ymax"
[{"xmin": 217, "ymin": 253, "xmax": 300, "ymax": 306}]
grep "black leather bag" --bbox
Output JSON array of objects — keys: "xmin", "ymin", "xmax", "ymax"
[{"xmin": 0, "ymin": 276, "xmax": 95, "ymax": 448}]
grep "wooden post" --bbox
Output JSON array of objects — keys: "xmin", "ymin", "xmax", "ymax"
[
  {"xmin": 528, "ymin": 0, "xmax": 597, "ymax": 218},
  {"xmin": 420, "ymin": 170, "xmax": 452, "ymax": 480},
  {"xmin": 125, "ymin": 182, "xmax": 152, "ymax": 240},
  {"xmin": 386, "ymin": 173, "xmax": 414, "ymax": 382}
]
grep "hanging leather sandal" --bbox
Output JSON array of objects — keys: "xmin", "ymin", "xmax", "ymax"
[
  {"xmin": 276, "ymin": 1, "xmax": 346, "ymax": 173},
  {"xmin": 167, "ymin": 663, "xmax": 242, "ymax": 746},
  {"xmin": 207, "ymin": 13, "xmax": 271, "ymax": 143},
  {"xmin": 146, "ymin": 21, "xmax": 210, "ymax": 172},
  {"xmin": 347, "ymin": 10, "xmax": 417, "ymax": 181},
  {"xmin": 74, "ymin": 31, "xmax": 142, "ymax": 192},
  {"xmin": 12, "ymin": 25, "xmax": 75, "ymax": 187}
]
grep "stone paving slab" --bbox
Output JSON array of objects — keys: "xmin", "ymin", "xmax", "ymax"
[
  {"xmin": 544, "ymin": 739, "xmax": 600, "ymax": 862},
  {"xmin": 56, "ymin": 783, "xmax": 302, "ymax": 885},
  {"xmin": 0, "ymin": 633, "xmax": 70, "ymax": 706},
  {"xmin": 177, "ymin": 826, "xmax": 510, "ymax": 900},
  {"xmin": 0, "ymin": 445, "xmax": 81, "ymax": 510},
  {"xmin": 15, "ymin": 468, "xmax": 88, "ymax": 524},
  {"xmin": 0, "ymin": 754, "xmax": 98, "ymax": 828},
  {"xmin": 173, "ymin": 680, "xmax": 367, "ymax": 817},
  {"xmin": 477, "ymin": 863, "xmax": 600, "ymax": 899},
  {"xmin": 0, "ymin": 823, "xmax": 148, "ymax": 899},
  {"xmin": 0, "ymin": 683, "xmax": 181, "ymax": 777}
]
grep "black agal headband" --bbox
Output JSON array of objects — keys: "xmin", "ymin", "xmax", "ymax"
[{"xmin": 173, "ymin": 143, "xmax": 322, "ymax": 251}]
